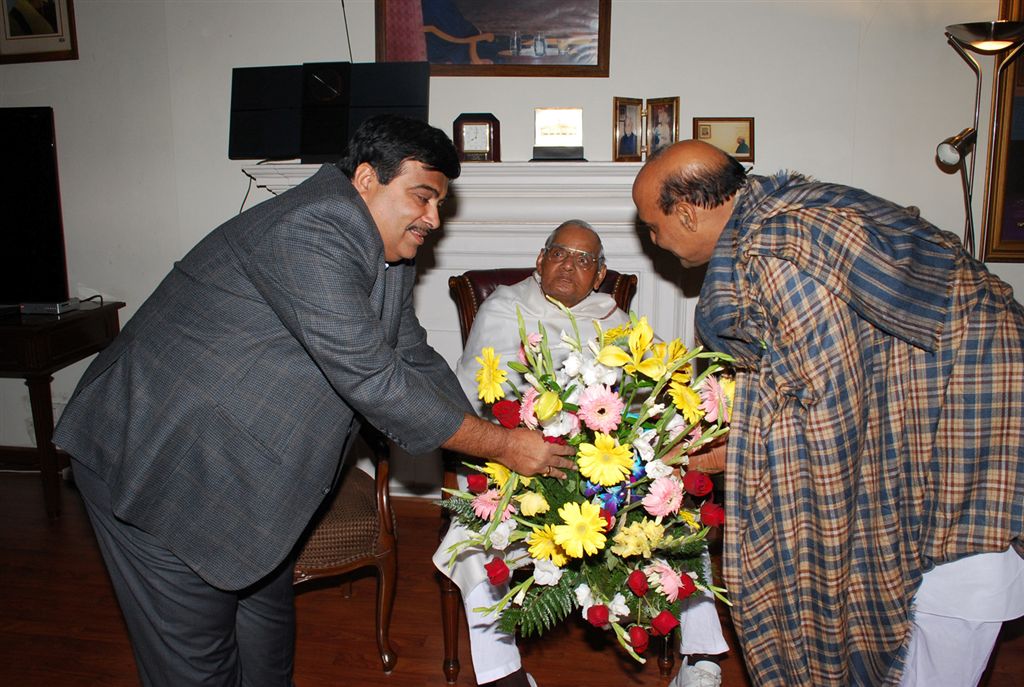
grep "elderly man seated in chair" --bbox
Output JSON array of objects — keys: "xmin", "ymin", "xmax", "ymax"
[{"xmin": 433, "ymin": 220, "xmax": 729, "ymax": 687}]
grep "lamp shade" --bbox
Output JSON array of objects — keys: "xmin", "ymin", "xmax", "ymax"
[
  {"xmin": 937, "ymin": 127, "xmax": 977, "ymax": 166},
  {"xmin": 946, "ymin": 21, "xmax": 1024, "ymax": 53}
]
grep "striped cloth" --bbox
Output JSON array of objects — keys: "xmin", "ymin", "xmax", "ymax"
[{"xmin": 696, "ymin": 172, "xmax": 1024, "ymax": 686}]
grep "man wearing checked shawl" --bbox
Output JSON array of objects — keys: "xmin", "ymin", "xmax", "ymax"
[{"xmin": 632, "ymin": 140, "xmax": 1024, "ymax": 687}]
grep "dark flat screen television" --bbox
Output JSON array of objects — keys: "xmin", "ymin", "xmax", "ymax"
[{"xmin": 0, "ymin": 106, "xmax": 78, "ymax": 315}]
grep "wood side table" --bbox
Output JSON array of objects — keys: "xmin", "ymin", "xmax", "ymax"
[{"xmin": 0, "ymin": 301, "xmax": 125, "ymax": 518}]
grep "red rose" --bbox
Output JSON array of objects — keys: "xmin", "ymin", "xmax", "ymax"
[
  {"xmin": 650, "ymin": 609, "xmax": 680, "ymax": 636},
  {"xmin": 682, "ymin": 470, "xmax": 713, "ymax": 497},
  {"xmin": 466, "ymin": 473, "xmax": 489, "ymax": 494},
  {"xmin": 627, "ymin": 570, "xmax": 649, "ymax": 597},
  {"xmin": 543, "ymin": 435, "xmax": 568, "ymax": 445},
  {"xmin": 484, "ymin": 557, "xmax": 510, "ymax": 586},
  {"xmin": 586, "ymin": 604, "xmax": 610, "ymax": 627},
  {"xmin": 677, "ymin": 573, "xmax": 698, "ymax": 601},
  {"xmin": 628, "ymin": 625, "xmax": 650, "ymax": 654},
  {"xmin": 599, "ymin": 508, "xmax": 615, "ymax": 532},
  {"xmin": 700, "ymin": 501, "xmax": 725, "ymax": 527},
  {"xmin": 492, "ymin": 400, "xmax": 521, "ymax": 429}
]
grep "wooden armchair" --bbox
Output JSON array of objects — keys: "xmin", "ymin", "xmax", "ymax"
[
  {"xmin": 293, "ymin": 427, "xmax": 397, "ymax": 672},
  {"xmin": 441, "ymin": 268, "xmax": 645, "ymax": 683}
]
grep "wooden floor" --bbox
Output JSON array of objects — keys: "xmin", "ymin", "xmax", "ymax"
[{"xmin": 1, "ymin": 472, "xmax": 1021, "ymax": 686}]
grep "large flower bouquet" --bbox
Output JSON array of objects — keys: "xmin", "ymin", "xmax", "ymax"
[{"xmin": 440, "ymin": 303, "xmax": 734, "ymax": 662}]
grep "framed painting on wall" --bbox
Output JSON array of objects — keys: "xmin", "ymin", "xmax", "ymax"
[
  {"xmin": 693, "ymin": 116, "xmax": 755, "ymax": 162},
  {"xmin": 981, "ymin": 0, "xmax": 1024, "ymax": 261},
  {"xmin": 0, "ymin": 0, "xmax": 77, "ymax": 64},
  {"xmin": 376, "ymin": 0, "xmax": 611, "ymax": 77}
]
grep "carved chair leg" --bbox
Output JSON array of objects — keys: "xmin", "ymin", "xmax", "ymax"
[
  {"xmin": 659, "ymin": 627, "xmax": 676, "ymax": 677},
  {"xmin": 376, "ymin": 558, "xmax": 398, "ymax": 673},
  {"xmin": 441, "ymin": 572, "xmax": 461, "ymax": 683}
]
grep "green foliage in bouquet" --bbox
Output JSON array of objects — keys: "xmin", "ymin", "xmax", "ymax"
[{"xmin": 441, "ymin": 301, "xmax": 734, "ymax": 663}]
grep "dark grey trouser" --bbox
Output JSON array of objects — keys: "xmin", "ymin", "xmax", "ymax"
[{"xmin": 72, "ymin": 458, "xmax": 295, "ymax": 687}]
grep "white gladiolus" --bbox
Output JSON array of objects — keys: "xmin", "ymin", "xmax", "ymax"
[
  {"xmin": 533, "ymin": 557, "xmax": 564, "ymax": 586},
  {"xmin": 489, "ymin": 519, "xmax": 517, "ymax": 551},
  {"xmin": 607, "ymin": 593, "xmax": 630, "ymax": 622},
  {"xmin": 561, "ymin": 350, "xmax": 583, "ymax": 378}
]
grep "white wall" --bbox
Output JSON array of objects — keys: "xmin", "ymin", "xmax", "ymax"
[{"xmin": 2, "ymin": 1, "xmax": 1017, "ymax": 467}]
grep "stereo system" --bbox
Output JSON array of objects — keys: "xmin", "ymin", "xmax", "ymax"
[{"xmin": 228, "ymin": 61, "xmax": 430, "ymax": 163}]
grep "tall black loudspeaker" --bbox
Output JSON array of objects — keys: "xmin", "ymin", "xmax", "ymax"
[{"xmin": 229, "ymin": 61, "xmax": 430, "ymax": 163}]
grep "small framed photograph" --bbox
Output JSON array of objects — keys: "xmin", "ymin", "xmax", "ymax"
[
  {"xmin": 534, "ymin": 107, "xmax": 583, "ymax": 148},
  {"xmin": 612, "ymin": 97, "xmax": 643, "ymax": 162},
  {"xmin": 647, "ymin": 97, "xmax": 680, "ymax": 155},
  {"xmin": 693, "ymin": 117, "xmax": 755, "ymax": 162},
  {"xmin": 0, "ymin": 0, "xmax": 78, "ymax": 64}
]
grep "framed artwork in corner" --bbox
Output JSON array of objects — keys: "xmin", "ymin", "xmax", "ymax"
[
  {"xmin": 693, "ymin": 117, "xmax": 755, "ymax": 163},
  {"xmin": 376, "ymin": 0, "xmax": 611, "ymax": 77},
  {"xmin": 453, "ymin": 112, "xmax": 501, "ymax": 162},
  {"xmin": 612, "ymin": 96, "xmax": 642, "ymax": 162},
  {"xmin": 980, "ymin": 0, "xmax": 1024, "ymax": 261},
  {"xmin": 0, "ymin": 0, "xmax": 78, "ymax": 64},
  {"xmin": 647, "ymin": 97, "xmax": 680, "ymax": 156}
]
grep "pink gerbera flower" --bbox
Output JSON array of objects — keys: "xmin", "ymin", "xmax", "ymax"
[
  {"xmin": 520, "ymin": 387, "xmax": 539, "ymax": 429},
  {"xmin": 577, "ymin": 384, "xmax": 625, "ymax": 433},
  {"xmin": 472, "ymin": 488, "xmax": 517, "ymax": 521},
  {"xmin": 699, "ymin": 375, "xmax": 725, "ymax": 423},
  {"xmin": 641, "ymin": 476, "xmax": 684, "ymax": 517},
  {"xmin": 645, "ymin": 560, "xmax": 686, "ymax": 602}
]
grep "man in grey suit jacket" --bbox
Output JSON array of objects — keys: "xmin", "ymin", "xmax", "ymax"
[{"xmin": 54, "ymin": 115, "xmax": 574, "ymax": 687}]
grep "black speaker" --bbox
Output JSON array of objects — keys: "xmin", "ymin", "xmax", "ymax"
[
  {"xmin": 228, "ymin": 65, "xmax": 303, "ymax": 160},
  {"xmin": 229, "ymin": 61, "xmax": 430, "ymax": 163}
]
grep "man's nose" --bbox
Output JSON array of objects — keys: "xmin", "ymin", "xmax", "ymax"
[{"xmin": 423, "ymin": 203, "xmax": 440, "ymax": 229}]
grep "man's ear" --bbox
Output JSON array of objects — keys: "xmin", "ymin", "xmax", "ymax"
[
  {"xmin": 352, "ymin": 162, "xmax": 378, "ymax": 197},
  {"xmin": 535, "ymin": 250, "xmax": 546, "ymax": 273},
  {"xmin": 673, "ymin": 202, "xmax": 697, "ymax": 232},
  {"xmin": 593, "ymin": 263, "xmax": 608, "ymax": 290}
]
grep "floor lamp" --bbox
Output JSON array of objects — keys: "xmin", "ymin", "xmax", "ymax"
[{"xmin": 937, "ymin": 20, "xmax": 1024, "ymax": 257}]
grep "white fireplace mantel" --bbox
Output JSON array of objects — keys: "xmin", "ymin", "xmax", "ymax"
[
  {"xmin": 244, "ymin": 161, "xmax": 644, "ymax": 224},
  {"xmin": 242, "ymin": 161, "xmax": 696, "ymax": 494}
]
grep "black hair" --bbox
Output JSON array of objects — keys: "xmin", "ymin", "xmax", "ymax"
[
  {"xmin": 652, "ymin": 147, "xmax": 747, "ymax": 214},
  {"xmin": 337, "ymin": 114, "xmax": 460, "ymax": 184}
]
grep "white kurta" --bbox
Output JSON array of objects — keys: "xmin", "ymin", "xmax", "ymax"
[{"xmin": 439, "ymin": 272, "xmax": 630, "ymax": 594}]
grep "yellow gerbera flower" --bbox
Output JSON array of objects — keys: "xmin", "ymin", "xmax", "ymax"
[
  {"xmin": 668, "ymin": 374, "xmax": 704, "ymax": 425},
  {"xmin": 553, "ymin": 501, "xmax": 606, "ymax": 558},
  {"xmin": 596, "ymin": 317, "xmax": 666, "ymax": 380},
  {"xmin": 474, "ymin": 347, "xmax": 507, "ymax": 404},
  {"xmin": 514, "ymin": 490, "xmax": 550, "ymax": 517},
  {"xmin": 528, "ymin": 524, "xmax": 568, "ymax": 567},
  {"xmin": 577, "ymin": 433, "xmax": 634, "ymax": 486}
]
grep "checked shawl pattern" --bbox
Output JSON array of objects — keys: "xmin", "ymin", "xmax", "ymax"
[{"xmin": 696, "ymin": 173, "xmax": 1024, "ymax": 686}]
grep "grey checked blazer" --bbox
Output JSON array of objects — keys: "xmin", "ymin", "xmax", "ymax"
[{"xmin": 54, "ymin": 164, "xmax": 471, "ymax": 590}]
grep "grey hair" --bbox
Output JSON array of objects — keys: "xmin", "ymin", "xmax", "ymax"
[{"xmin": 543, "ymin": 219, "xmax": 606, "ymax": 265}]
